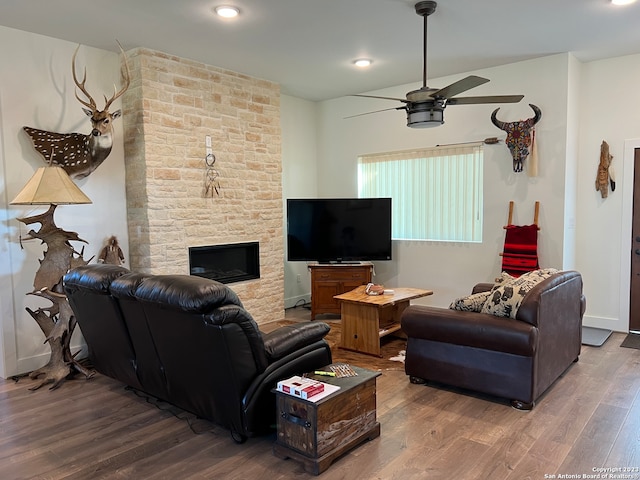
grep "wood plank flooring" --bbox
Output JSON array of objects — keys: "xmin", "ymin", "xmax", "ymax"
[{"xmin": 1, "ymin": 312, "xmax": 639, "ymax": 479}]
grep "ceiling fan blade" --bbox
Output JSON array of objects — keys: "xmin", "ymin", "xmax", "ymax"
[
  {"xmin": 344, "ymin": 106, "xmax": 406, "ymax": 119},
  {"xmin": 446, "ymin": 95, "xmax": 524, "ymax": 105},
  {"xmin": 430, "ymin": 75, "xmax": 490, "ymax": 99},
  {"xmin": 351, "ymin": 94, "xmax": 409, "ymax": 103}
]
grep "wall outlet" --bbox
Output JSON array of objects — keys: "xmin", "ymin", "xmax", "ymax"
[
  {"xmin": 205, "ymin": 135, "xmax": 213, "ymax": 156},
  {"xmin": 296, "ymin": 274, "xmax": 301, "ymax": 283}
]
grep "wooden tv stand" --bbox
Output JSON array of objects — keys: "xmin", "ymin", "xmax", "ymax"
[{"xmin": 308, "ymin": 262, "xmax": 373, "ymax": 320}]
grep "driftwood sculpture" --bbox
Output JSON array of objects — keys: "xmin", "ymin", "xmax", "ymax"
[
  {"xmin": 596, "ymin": 140, "xmax": 615, "ymax": 198},
  {"xmin": 17, "ymin": 204, "xmax": 94, "ymax": 389},
  {"xmin": 23, "ymin": 43, "xmax": 130, "ymax": 179}
]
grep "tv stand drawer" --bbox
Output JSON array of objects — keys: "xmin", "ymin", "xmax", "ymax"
[{"xmin": 308, "ymin": 264, "xmax": 372, "ymax": 320}]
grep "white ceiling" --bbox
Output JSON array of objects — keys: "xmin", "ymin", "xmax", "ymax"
[{"xmin": 1, "ymin": 0, "xmax": 639, "ymax": 101}]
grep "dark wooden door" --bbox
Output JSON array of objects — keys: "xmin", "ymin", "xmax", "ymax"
[{"xmin": 630, "ymin": 148, "xmax": 640, "ymax": 332}]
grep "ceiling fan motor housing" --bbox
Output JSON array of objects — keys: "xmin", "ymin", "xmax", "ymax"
[{"xmin": 415, "ymin": 1, "xmax": 437, "ymax": 17}]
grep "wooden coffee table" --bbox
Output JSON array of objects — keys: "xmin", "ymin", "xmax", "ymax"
[{"xmin": 334, "ymin": 286, "xmax": 433, "ymax": 357}]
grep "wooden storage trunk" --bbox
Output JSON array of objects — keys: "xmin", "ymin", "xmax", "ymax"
[{"xmin": 273, "ymin": 366, "xmax": 381, "ymax": 475}]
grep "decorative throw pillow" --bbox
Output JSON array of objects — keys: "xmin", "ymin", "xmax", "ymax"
[
  {"xmin": 491, "ymin": 272, "xmax": 515, "ymax": 290},
  {"xmin": 449, "ymin": 291, "xmax": 492, "ymax": 312},
  {"xmin": 449, "ymin": 271, "xmax": 515, "ymax": 312},
  {"xmin": 481, "ymin": 268, "xmax": 559, "ymax": 318}
]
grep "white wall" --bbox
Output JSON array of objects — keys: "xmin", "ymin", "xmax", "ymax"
[
  {"xmin": 281, "ymin": 94, "xmax": 319, "ymax": 307},
  {"xmin": 313, "ymin": 54, "xmax": 572, "ymax": 307},
  {"xmin": 577, "ymin": 53, "xmax": 640, "ymax": 333},
  {"xmin": 0, "ymin": 26, "xmax": 129, "ymax": 377}
]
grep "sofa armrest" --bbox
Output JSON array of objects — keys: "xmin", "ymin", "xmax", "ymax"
[
  {"xmin": 472, "ymin": 283, "xmax": 494, "ymax": 294},
  {"xmin": 401, "ymin": 305, "xmax": 537, "ymax": 356},
  {"xmin": 262, "ymin": 322, "xmax": 330, "ymax": 361}
]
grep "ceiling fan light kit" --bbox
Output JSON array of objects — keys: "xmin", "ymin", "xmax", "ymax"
[
  {"xmin": 351, "ymin": 1, "xmax": 524, "ymax": 128},
  {"xmin": 407, "ymin": 103, "xmax": 444, "ymax": 127}
]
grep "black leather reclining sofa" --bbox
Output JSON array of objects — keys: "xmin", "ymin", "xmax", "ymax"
[{"xmin": 63, "ymin": 264, "xmax": 332, "ymax": 442}]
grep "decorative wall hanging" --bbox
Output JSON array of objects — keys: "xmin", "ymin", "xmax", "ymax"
[
  {"xmin": 491, "ymin": 104, "xmax": 542, "ymax": 174},
  {"xmin": 23, "ymin": 42, "xmax": 130, "ymax": 179},
  {"xmin": 596, "ymin": 140, "xmax": 615, "ymax": 198},
  {"xmin": 204, "ymin": 152, "xmax": 221, "ymax": 197},
  {"xmin": 500, "ymin": 201, "xmax": 541, "ymax": 277},
  {"xmin": 98, "ymin": 235, "xmax": 125, "ymax": 265},
  {"xmin": 10, "ymin": 165, "xmax": 94, "ymax": 390}
]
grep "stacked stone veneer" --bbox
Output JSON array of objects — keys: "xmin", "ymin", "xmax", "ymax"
[{"xmin": 121, "ymin": 48, "xmax": 283, "ymax": 324}]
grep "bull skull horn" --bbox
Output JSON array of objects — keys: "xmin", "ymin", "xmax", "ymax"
[{"xmin": 491, "ymin": 104, "xmax": 542, "ymax": 130}]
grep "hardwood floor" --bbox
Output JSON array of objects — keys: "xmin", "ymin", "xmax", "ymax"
[{"xmin": 1, "ymin": 313, "xmax": 639, "ymax": 479}]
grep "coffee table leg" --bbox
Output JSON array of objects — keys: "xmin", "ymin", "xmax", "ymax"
[{"xmin": 340, "ymin": 302, "xmax": 382, "ymax": 356}]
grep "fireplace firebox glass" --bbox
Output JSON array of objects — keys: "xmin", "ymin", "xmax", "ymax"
[{"xmin": 189, "ymin": 242, "xmax": 260, "ymax": 284}]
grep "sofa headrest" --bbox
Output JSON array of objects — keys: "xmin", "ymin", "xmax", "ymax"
[
  {"xmin": 134, "ymin": 274, "xmax": 243, "ymax": 313},
  {"xmin": 63, "ymin": 264, "xmax": 131, "ymax": 295},
  {"xmin": 110, "ymin": 272, "xmax": 152, "ymax": 299}
]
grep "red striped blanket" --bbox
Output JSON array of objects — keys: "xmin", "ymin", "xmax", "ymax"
[{"xmin": 501, "ymin": 224, "xmax": 539, "ymax": 277}]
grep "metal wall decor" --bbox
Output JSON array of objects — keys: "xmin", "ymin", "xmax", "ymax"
[{"xmin": 204, "ymin": 152, "xmax": 221, "ymax": 197}]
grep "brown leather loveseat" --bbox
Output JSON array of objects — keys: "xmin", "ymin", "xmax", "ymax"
[{"xmin": 401, "ymin": 270, "xmax": 585, "ymax": 409}]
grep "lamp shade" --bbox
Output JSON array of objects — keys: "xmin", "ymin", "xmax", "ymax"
[{"xmin": 10, "ymin": 165, "xmax": 92, "ymax": 205}]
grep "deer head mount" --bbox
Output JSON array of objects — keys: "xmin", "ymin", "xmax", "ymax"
[
  {"xmin": 491, "ymin": 104, "xmax": 542, "ymax": 173},
  {"xmin": 23, "ymin": 42, "xmax": 130, "ymax": 179}
]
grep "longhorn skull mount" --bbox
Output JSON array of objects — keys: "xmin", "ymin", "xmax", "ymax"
[{"xmin": 491, "ymin": 104, "xmax": 542, "ymax": 173}]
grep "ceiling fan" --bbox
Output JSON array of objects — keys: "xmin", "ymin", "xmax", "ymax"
[{"xmin": 351, "ymin": 1, "xmax": 524, "ymax": 128}]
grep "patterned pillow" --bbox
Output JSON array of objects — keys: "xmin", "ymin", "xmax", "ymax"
[
  {"xmin": 449, "ymin": 272, "xmax": 515, "ymax": 312},
  {"xmin": 481, "ymin": 268, "xmax": 559, "ymax": 318},
  {"xmin": 450, "ymin": 291, "xmax": 492, "ymax": 312},
  {"xmin": 491, "ymin": 272, "xmax": 515, "ymax": 290}
]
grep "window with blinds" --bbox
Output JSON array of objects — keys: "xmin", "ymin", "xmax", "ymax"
[{"xmin": 357, "ymin": 144, "xmax": 483, "ymax": 242}]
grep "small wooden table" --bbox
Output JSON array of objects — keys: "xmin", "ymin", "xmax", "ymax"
[
  {"xmin": 273, "ymin": 365, "xmax": 381, "ymax": 475},
  {"xmin": 335, "ymin": 286, "xmax": 433, "ymax": 357}
]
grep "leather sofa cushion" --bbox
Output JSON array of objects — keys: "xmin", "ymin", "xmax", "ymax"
[
  {"xmin": 110, "ymin": 272, "xmax": 151, "ymax": 298},
  {"xmin": 262, "ymin": 322, "xmax": 331, "ymax": 361},
  {"xmin": 134, "ymin": 274, "xmax": 243, "ymax": 312},
  {"xmin": 402, "ymin": 305, "xmax": 537, "ymax": 357},
  {"xmin": 64, "ymin": 264, "xmax": 130, "ymax": 294}
]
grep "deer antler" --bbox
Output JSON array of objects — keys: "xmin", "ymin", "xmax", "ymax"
[
  {"xmin": 71, "ymin": 44, "xmax": 97, "ymax": 111},
  {"xmin": 103, "ymin": 41, "xmax": 130, "ymax": 111},
  {"xmin": 71, "ymin": 41, "xmax": 130, "ymax": 112}
]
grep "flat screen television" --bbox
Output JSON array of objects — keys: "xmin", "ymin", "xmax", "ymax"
[{"xmin": 286, "ymin": 198, "xmax": 392, "ymax": 263}]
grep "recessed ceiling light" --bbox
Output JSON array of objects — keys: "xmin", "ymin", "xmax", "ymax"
[
  {"xmin": 215, "ymin": 5, "xmax": 240, "ymax": 18},
  {"xmin": 353, "ymin": 59, "xmax": 372, "ymax": 68},
  {"xmin": 611, "ymin": 0, "xmax": 636, "ymax": 5}
]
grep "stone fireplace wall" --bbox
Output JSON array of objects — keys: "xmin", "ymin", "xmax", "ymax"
[{"xmin": 121, "ymin": 48, "xmax": 283, "ymax": 324}]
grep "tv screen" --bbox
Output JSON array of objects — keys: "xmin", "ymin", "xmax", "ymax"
[{"xmin": 287, "ymin": 198, "xmax": 392, "ymax": 263}]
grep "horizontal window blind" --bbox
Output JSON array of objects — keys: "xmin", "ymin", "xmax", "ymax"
[{"xmin": 358, "ymin": 144, "xmax": 483, "ymax": 242}]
